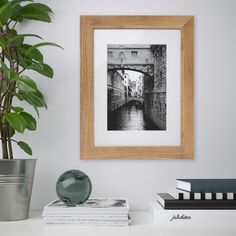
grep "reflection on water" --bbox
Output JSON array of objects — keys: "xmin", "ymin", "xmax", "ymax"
[{"xmin": 108, "ymin": 103, "xmax": 160, "ymax": 130}]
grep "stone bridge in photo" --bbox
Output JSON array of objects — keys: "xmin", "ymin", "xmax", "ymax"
[
  {"xmin": 107, "ymin": 45, "xmax": 154, "ymax": 77},
  {"xmin": 127, "ymin": 97, "xmax": 144, "ymax": 105}
]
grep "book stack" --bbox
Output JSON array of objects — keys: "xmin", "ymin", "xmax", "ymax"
[
  {"xmin": 42, "ymin": 198, "xmax": 130, "ymax": 226},
  {"xmin": 149, "ymin": 179, "xmax": 236, "ymax": 227}
]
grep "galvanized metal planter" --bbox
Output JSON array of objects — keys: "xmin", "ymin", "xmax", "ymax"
[{"xmin": 0, "ymin": 159, "xmax": 36, "ymax": 221}]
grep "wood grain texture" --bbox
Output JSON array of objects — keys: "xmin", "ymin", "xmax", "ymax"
[{"xmin": 80, "ymin": 16, "xmax": 194, "ymax": 159}]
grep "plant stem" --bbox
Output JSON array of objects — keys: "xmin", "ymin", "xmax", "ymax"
[
  {"xmin": 0, "ymin": 26, "xmax": 8, "ymax": 159},
  {"xmin": 7, "ymin": 126, "xmax": 13, "ymax": 159},
  {"xmin": 1, "ymin": 123, "xmax": 8, "ymax": 159},
  {"xmin": 12, "ymin": 21, "xmax": 17, "ymax": 30},
  {"xmin": 2, "ymin": 22, "xmax": 17, "ymax": 159}
]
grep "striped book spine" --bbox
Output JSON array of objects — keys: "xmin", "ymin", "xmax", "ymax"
[
  {"xmin": 176, "ymin": 192, "xmax": 236, "ymax": 200},
  {"xmin": 157, "ymin": 193, "xmax": 236, "ymax": 209}
]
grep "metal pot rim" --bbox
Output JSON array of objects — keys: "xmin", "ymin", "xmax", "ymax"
[{"xmin": 0, "ymin": 159, "xmax": 37, "ymax": 161}]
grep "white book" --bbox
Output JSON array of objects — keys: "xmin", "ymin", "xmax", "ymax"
[
  {"xmin": 149, "ymin": 201, "xmax": 236, "ymax": 227},
  {"xmin": 43, "ymin": 220, "xmax": 129, "ymax": 226},
  {"xmin": 43, "ymin": 211, "xmax": 128, "ymax": 217},
  {"xmin": 43, "ymin": 216, "xmax": 130, "ymax": 226},
  {"xmin": 43, "ymin": 198, "xmax": 129, "ymax": 215},
  {"xmin": 43, "ymin": 214, "xmax": 129, "ymax": 221},
  {"xmin": 43, "ymin": 211, "xmax": 129, "ymax": 216},
  {"xmin": 43, "ymin": 218, "xmax": 129, "ymax": 223}
]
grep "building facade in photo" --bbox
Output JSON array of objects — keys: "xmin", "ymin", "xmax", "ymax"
[
  {"xmin": 107, "ymin": 70, "xmax": 126, "ymax": 112},
  {"xmin": 144, "ymin": 45, "xmax": 167, "ymax": 130}
]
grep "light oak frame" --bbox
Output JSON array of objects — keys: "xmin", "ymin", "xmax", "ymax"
[{"xmin": 80, "ymin": 16, "xmax": 194, "ymax": 159}]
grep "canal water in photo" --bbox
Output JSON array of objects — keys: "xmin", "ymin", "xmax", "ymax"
[{"xmin": 108, "ymin": 102, "xmax": 161, "ymax": 130}]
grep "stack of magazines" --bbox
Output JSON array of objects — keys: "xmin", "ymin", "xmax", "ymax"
[
  {"xmin": 149, "ymin": 179, "xmax": 236, "ymax": 227},
  {"xmin": 42, "ymin": 197, "xmax": 130, "ymax": 226}
]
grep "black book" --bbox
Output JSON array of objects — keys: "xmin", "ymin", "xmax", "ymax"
[
  {"xmin": 157, "ymin": 193, "xmax": 236, "ymax": 210},
  {"xmin": 176, "ymin": 179, "xmax": 236, "ymax": 193}
]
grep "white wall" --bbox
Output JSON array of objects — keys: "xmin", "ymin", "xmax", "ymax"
[{"xmin": 14, "ymin": 0, "xmax": 236, "ymax": 210}]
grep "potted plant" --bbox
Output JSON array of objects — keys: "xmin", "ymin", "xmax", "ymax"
[{"xmin": 0, "ymin": 0, "xmax": 61, "ymax": 221}]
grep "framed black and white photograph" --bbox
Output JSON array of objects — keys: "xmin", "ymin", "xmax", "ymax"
[
  {"xmin": 107, "ymin": 44, "xmax": 167, "ymax": 131},
  {"xmin": 80, "ymin": 16, "xmax": 194, "ymax": 159}
]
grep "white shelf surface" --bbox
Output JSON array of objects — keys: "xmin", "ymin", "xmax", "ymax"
[{"xmin": 0, "ymin": 211, "xmax": 236, "ymax": 236}]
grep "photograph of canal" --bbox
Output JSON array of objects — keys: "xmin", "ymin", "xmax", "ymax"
[{"xmin": 107, "ymin": 44, "xmax": 167, "ymax": 131}]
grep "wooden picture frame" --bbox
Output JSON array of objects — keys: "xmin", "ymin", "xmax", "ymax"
[{"xmin": 80, "ymin": 16, "xmax": 194, "ymax": 159}]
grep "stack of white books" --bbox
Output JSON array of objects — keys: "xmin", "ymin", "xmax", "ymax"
[
  {"xmin": 42, "ymin": 197, "xmax": 130, "ymax": 226},
  {"xmin": 149, "ymin": 179, "xmax": 236, "ymax": 227}
]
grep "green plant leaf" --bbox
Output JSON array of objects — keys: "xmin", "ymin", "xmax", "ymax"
[
  {"xmin": 18, "ymin": 52, "xmax": 33, "ymax": 68},
  {"xmin": 27, "ymin": 91, "xmax": 47, "ymax": 108},
  {"xmin": 2, "ymin": 66, "xmax": 19, "ymax": 81},
  {"xmin": 32, "ymin": 105, "xmax": 39, "ymax": 117},
  {"xmin": 0, "ymin": 0, "xmax": 8, "ymax": 8},
  {"xmin": 17, "ymin": 141, "xmax": 32, "ymax": 155},
  {"xmin": 20, "ymin": 111, "xmax": 36, "ymax": 130},
  {"xmin": 0, "ymin": 36, "xmax": 7, "ymax": 49},
  {"xmin": 10, "ymin": 34, "xmax": 24, "ymax": 46},
  {"xmin": 29, "ymin": 62, "xmax": 53, "ymax": 78},
  {"xmin": 0, "ymin": 2, "xmax": 12, "ymax": 26},
  {"xmin": 26, "ymin": 42, "xmax": 63, "ymax": 56},
  {"xmin": 16, "ymin": 90, "xmax": 47, "ymax": 108},
  {"xmin": 11, "ymin": 106, "xmax": 24, "ymax": 113},
  {"xmin": 18, "ymin": 44, "xmax": 43, "ymax": 63},
  {"xmin": 15, "ymin": 92, "xmax": 24, "ymax": 100},
  {"xmin": 10, "ymin": 0, "xmax": 33, "ymax": 5},
  {"xmin": 21, "ymin": 10, "xmax": 51, "ymax": 23},
  {"xmin": 17, "ymin": 80, "xmax": 37, "ymax": 93},
  {"xmin": 4, "ymin": 112, "xmax": 27, "ymax": 133},
  {"xmin": 22, "ymin": 3, "xmax": 53, "ymax": 13},
  {"xmin": 9, "ymin": 125, "xmax": 15, "ymax": 137},
  {"xmin": 17, "ymin": 75, "xmax": 38, "ymax": 94},
  {"xmin": 9, "ymin": 34, "xmax": 43, "ymax": 46},
  {"xmin": 19, "ymin": 75, "xmax": 37, "ymax": 89},
  {"xmin": 15, "ymin": 92, "xmax": 42, "ymax": 116},
  {"xmin": 10, "ymin": 3, "xmax": 23, "ymax": 22},
  {"xmin": 20, "ymin": 3, "xmax": 52, "ymax": 23}
]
